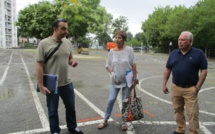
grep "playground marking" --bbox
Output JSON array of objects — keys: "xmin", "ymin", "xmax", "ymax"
[
  {"xmin": 0, "ymin": 50, "xmax": 13, "ymax": 87},
  {"xmin": 137, "ymin": 76, "xmax": 215, "ymax": 134}
]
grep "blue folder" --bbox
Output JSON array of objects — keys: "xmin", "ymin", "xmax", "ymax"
[{"xmin": 36, "ymin": 74, "xmax": 59, "ymax": 94}]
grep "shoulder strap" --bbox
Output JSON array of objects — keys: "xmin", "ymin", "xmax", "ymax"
[{"xmin": 45, "ymin": 41, "xmax": 62, "ymax": 63}]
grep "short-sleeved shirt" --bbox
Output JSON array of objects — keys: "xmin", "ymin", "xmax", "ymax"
[
  {"xmin": 36, "ymin": 37, "xmax": 72, "ymax": 87},
  {"xmin": 166, "ymin": 47, "xmax": 207, "ymax": 86},
  {"xmin": 106, "ymin": 46, "xmax": 136, "ymax": 88}
]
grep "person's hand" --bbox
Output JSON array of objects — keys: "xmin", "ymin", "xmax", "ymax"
[
  {"xmin": 131, "ymin": 79, "xmax": 138, "ymax": 89},
  {"xmin": 162, "ymin": 85, "xmax": 169, "ymax": 94},
  {"xmin": 195, "ymin": 86, "xmax": 200, "ymax": 93},
  {"xmin": 69, "ymin": 59, "xmax": 78, "ymax": 67},
  {"xmin": 40, "ymin": 86, "xmax": 50, "ymax": 95}
]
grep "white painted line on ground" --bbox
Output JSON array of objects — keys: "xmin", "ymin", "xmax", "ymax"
[
  {"xmin": 138, "ymin": 76, "xmax": 215, "ymax": 134},
  {"xmin": 200, "ymin": 125, "xmax": 213, "ymax": 134},
  {"xmin": 8, "ymin": 119, "xmax": 105, "ymax": 134},
  {"xmin": 0, "ymin": 50, "xmax": 13, "ymax": 87},
  {"xmin": 60, "ymin": 119, "xmax": 106, "ymax": 129},
  {"xmin": 7, "ymin": 55, "xmax": 215, "ymax": 134},
  {"xmin": 74, "ymin": 88, "xmax": 114, "ymax": 121},
  {"xmin": 138, "ymin": 76, "xmax": 215, "ymax": 116},
  {"xmin": 199, "ymin": 87, "xmax": 215, "ymax": 93},
  {"xmin": 137, "ymin": 76, "xmax": 171, "ymax": 105},
  {"xmin": 202, "ymin": 122, "xmax": 215, "ymax": 126},
  {"xmin": 20, "ymin": 55, "xmax": 49, "ymax": 129},
  {"xmin": 138, "ymin": 120, "xmax": 176, "ymax": 125},
  {"xmin": 8, "ymin": 128, "xmax": 50, "ymax": 134},
  {"xmin": 9, "ymin": 66, "xmax": 112, "ymax": 134}
]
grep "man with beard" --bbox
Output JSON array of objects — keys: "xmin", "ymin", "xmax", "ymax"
[{"xmin": 36, "ymin": 18, "xmax": 83, "ymax": 134}]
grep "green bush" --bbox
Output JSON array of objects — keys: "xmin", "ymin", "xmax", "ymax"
[{"xmin": 20, "ymin": 42, "xmax": 35, "ymax": 49}]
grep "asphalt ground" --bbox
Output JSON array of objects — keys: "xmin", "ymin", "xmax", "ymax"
[{"xmin": 0, "ymin": 49, "xmax": 214, "ymax": 134}]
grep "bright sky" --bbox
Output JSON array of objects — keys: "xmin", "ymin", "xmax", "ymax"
[{"xmin": 16, "ymin": 0, "xmax": 199, "ymax": 35}]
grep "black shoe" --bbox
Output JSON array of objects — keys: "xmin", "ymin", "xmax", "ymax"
[
  {"xmin": 68, "ymin": 128, "xmax": 83, "ymax": 134},
  {"xmin": 172, "ymin": 131, "xmax": 184, "ymax": 134}
]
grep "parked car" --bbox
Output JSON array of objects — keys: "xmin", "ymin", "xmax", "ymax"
[
  {"xmin": 133, "ymin": 47, "xmax": 141, "ymax": 52},
  {"xmin": 78, "ymin": 43, "xmax": 89, "ymax": 55},
  {"xmin": 133, "ymin": 46, "xmax": 150, "ymax": 52}
]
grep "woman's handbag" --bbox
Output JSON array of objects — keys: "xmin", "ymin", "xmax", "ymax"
[{"xmin": 121, "ymin": 88, "xmax": 144, "ymax": 122}]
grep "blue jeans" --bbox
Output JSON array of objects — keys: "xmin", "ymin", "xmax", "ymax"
[
  {"xmin": 104, "ymin": 84, "xmax": 130, "ymax": 120},
  {"xmin": 46, "ymin": 83, "xmax": 77, "ymax": 134}
]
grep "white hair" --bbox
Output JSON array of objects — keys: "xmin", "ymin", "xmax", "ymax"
[{"xmin": 180, "ymin": 31, "xmax": 193, "ymax": 45}]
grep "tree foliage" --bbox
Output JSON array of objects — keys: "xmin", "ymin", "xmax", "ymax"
[
  {"xmin": 89, "ymin": 6, "xmax": 113, "ymax": 47},
  {"xmin": 141, "ymin": 0, "xmax": 215, "ymax": 55},
  {"xmin": 54, "ymin": 0, "xmax": 100, "ymax": 46},
  {"xmin": 16, "ymin": 0, "xmax": 215, "ymax": 56},
  {"xmin": 191, "ymin": 0, "xmax": 215, "ymax": 51},
  {"xmin": 16, "ymin": 1, "xmax": 58, "ymax": 39},
  {"xmin": 112, "ymin": 16, "xmax": 129, "ymax": 35}
]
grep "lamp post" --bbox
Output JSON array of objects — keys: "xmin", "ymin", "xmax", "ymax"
[{"xmin": 169, "ymin": 42, "xmax": 172, "ymax": 54}]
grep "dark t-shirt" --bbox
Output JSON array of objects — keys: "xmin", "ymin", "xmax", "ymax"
[{"xmin": 166, "ymin": 47, "xmax": 207, "ymax": 86}]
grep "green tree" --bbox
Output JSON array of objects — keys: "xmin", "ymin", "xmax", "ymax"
[
  {"xmin": 127, "ymin": 32, "xmax": 133, "ymax": 41},
  {"xmin": 135, "ymin": 32, "xmax": 147, "ymax": 46},
  {"xmin": 17, "ymin": 0, "xmax": 101, "ymax": 47},
  {"xmin": 164, "ymin": 5, "xmax": 192, "ymax": 50},
  {"xmin": 112, "ymin": 16, "xmax": 129, "ymax": 35},
  {"xmin": 190, "ymin": 0, "xmax": 215, "ymax": 56},
  {"xmin": 56, "ymin": 0, "xmax": 100, "ymax": 47},
  {"xmin": 89, "ymin": 6, "xmax": 113, "ymax": 47},
  {"xmin": 142, "ymin": 5, "xmax": 191, "ymax": 52},
  {"xmin": 16, "ymin": 1, "xmax": 58, "ymax": 39},
  {"xmin": 142, "ymin": 6, "xmax": 170, "ymax": 49}
]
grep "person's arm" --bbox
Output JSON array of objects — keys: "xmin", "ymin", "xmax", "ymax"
[
  {"xmin": 162, "ymin": 68, "xmax": 171, "ymax": 94},
  {"xmin": 106, "ymin": 67, "xmax": 112, "ymax": 73},
  {"xmin": 195, "ymin": 69, "xmax": 207, "ymax": 92},
  {"xmin": 36, "ymin": 61, "xmax": 50, "ymax": 94},
  {"xmin": 132, "ymin": 64, "xmax": 137, "ymax": 79},
  {"xmin": 69, "ymin": 55, "xmax": 78, "ymax": 67},
  {"xmin": 105, "ymin": 51, "xmax": 112, "ymax": 73},
  {"xmin": 131, "ymin": 64, "xmax": 138, "ymax": 88}
]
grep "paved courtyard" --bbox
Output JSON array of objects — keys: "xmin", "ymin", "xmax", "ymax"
[{"xmin": 0, "ymin": 49, "xmax": 214, "ymax": 134}]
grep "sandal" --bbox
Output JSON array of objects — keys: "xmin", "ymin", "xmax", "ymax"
[
  {"xmin": 97, "ymin": 122, "xmax": 108, "ymax": 129},
  {"xmin": 121, "ymin": 122, "xmax": 127, "ymax": 131}
]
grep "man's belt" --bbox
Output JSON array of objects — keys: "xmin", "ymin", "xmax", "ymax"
[{"xmin": 175, "ymin": 84, "xmax": 194, "ymax": 88}]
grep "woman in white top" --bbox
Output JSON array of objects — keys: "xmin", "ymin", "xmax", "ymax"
[{"xmin": 97, "ymin": 30, "xmax": 138, "ymax": 131}]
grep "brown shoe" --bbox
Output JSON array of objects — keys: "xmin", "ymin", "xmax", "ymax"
[{"xmin": 97, "ymin": 122, "xmax": 108, "ymax": 129}]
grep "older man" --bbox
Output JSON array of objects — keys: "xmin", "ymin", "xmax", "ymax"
[{"xmin": 162, "ymin": 31, "xmax": 207, "ymax": 134}]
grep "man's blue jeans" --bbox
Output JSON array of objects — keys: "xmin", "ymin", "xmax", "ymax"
[
  {"xmin": 104, "ymin": 84, "xmax": 130, "ymax": 120},
  {"xmin": 46, "ymin": 83, "xmax": 77, "ymax": 133}
]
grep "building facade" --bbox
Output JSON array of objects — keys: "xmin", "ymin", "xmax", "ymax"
[{"xmin": 0, "ymin": 0, "xmax": 17, "ymax": 48}]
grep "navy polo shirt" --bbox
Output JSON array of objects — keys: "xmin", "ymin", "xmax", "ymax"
[{"xmin": 166, "ymin": 47, "xmax": 207, "ymax": 86}]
